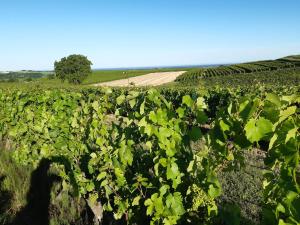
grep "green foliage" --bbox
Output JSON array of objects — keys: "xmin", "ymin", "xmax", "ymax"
[
  {"xmin": 0, "ymin": 71, "xmax": 48, "ymax": 82},
  {"xmin": 245, "ymin": 117, "xmax": 273, "ymax": 143},
  {"xmin": 212, "ymin": 92, "xmax": 300, "ymax": 224},
  {"xmin": 54, "ymin": 54, "xmax": 92, "ymax": 84},
  {"xmin": 0, "ymin": 87, "xmax": 299, "ymax": 224},
  {"xmin": 0, "ymin": 88, "xmax": 221, "ymax": 224},
  {"xmin": 200, "ymin": 69, "xmax": 300, "ymax": 90},
  {"xmin": 175, "ymin": 55, "xmax": 300, "ymax": 85}
]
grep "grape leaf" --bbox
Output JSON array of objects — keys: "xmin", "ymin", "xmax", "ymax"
[{"xmin": 245, "ymin": 117, "xmax": 273, "ymax": 143}]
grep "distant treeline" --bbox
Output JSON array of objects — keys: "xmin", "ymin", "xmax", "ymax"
[{"xmin": 0, "ymin": 72, "xmax": 51, "ymax": 81}]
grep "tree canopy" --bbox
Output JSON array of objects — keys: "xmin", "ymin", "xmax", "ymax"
[{"xmin": 54, "ymin": 54, "xmax": 92, "ymax": 84}]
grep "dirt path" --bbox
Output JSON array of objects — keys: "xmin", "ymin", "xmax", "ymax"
[{"xmin": 93, "ymin": 71, "xmax": 186, "ymax": 87}]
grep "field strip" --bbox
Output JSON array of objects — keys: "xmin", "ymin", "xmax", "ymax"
[{"xmin": 93, "ymin": 71, "xmax": 186, "ymax": 87}]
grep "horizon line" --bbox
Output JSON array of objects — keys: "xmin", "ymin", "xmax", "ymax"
[
  {"xmin": 0, "ymin": 62, "xmax": 240, "ymax": 72},
  {"xmin": 1, "ymin": 53, "xmax": 297, "ymax": 72}
]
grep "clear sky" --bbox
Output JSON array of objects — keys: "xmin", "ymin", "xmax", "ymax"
[{"xmin": 0, "ymin": 0, "xmax": 300, "ymax": 71}]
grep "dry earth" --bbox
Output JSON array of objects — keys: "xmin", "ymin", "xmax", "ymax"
[{"xmin": 93, "ymin": 71, "xmax": 186, "ymax": 87}]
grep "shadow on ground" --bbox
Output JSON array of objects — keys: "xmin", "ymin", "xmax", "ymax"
[
  {"xmin": 0, "ymin": 175, "xmax": 13, "ymax": 224},
  {"xmin": 9, "ymin": 159, "xmax": 59, "ymax": 225}
]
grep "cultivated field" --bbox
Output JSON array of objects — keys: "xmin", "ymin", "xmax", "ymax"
[
  {"xmin": 93, "ymin": 71, "xmax": 186, "ymax": 87},
  {"xmin": 1, "ymin": 55, "xmax": 299, "ymax": 225}
]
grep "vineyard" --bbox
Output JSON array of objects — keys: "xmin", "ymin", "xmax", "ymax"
[
  {"xmin": 201, "ymin": 69, "xmax": 300, "ymax": 89},
  {"xmin": 1, "ymin": 0, "xmax": 300, "ymax": 224},
  {"xmin": 175, "ymin": 55, "xmax": 300, "ymax": 83},
  {"xmin": 0, "ymin": 86, "xmax": 299, "ymax": 225}
]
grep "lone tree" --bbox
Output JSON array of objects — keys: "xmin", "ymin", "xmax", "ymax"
[{"xmin": 54, "ymin": 54, "xmax": 92, "ymax": 84}]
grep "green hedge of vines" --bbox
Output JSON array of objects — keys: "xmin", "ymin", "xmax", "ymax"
[{"xmin": 0, "ymin": 88, "xmax": 299, "ymax": 225}]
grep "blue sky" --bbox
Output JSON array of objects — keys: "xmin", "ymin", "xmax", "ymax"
[{"xmin": 0, "ymin": 0, "xmax": 300, "ymax": 70}]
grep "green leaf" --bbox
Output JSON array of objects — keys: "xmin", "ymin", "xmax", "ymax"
[
  {"xmin": 269, "ymin": 134, "xmax": 278, "ymax": 150},
  {"xmin": 196, "ymin": 111, "xmax": 208, "ymax": 124},
  {"xmin": 158, "ymin": 127, "xmax": 172, "ymax": 138},
  {"xmin": 96, "ymin": 172, "xmax": 107, "ymax": 181},
  {"xmin": 166, "ymin": 162, "xmax": 182, "ymax": 188},
  {"xmin": 144, "ymin": 124, "xmax": 153, "ymax": 136},
  {"xmin": 278, "ymin": 219, "xmax": 294, "ymax": 225},
  {"xmin": 132, "ymin": 196, "xmax": 141, "ymax": 206},
  {"xmin": 40, "ymin": 144, "xmax": 50, "ymax": 156},
  {"xmin": 144, "ymin": 198, "xmax": 154, "ymax": 215},
  {"xmin": 100, "ymin": 179, "xmax": 108, "ymax": 187},
  {"xmin": 207, "ymin": 203, "xmax": 218, "ymax": 217},
  {"xmin": 86, "ymin": 182, "xmax": 95, "ymax": 192},
  {"xmin": 8, "ymin": 128, "xmax": 18, "ymax": 137},
  {"xmin": 266, "ymin": 93, "xmax": 281, "ymax": 107},
  {"xmin": 239, "ymin": 99, "xmax": 259, "ymax": 121},
  {"xmin": 187, "ymin": 160, "xmax": 194, "ymax": 173},
  {"xmin": 279, "ymin": 106, "xmax": 297, "ymax": 123},
  {"xmin": 282, "ymin": 95, "xmax": 300, "ymax": 104},
  {"xmin": 88, "ymin": 193, "xmax": 98, "ymax": 204},
  {"xmin": 163, "ymin": 218, "xmax": 177, "ymax": 225},
  {"xmin": 189, "ymin": 127, "xmax": 202, "ymax": 141},
  {"xmin": 208, "ymin": 184, "xmax": 222, "ymax": 198},
  {"xmin": 103, "ymin": 202, "xmax": 113, "ymax": 211},
  {"xmin": 129, "ymin": 99, "xmax": 136, "ymax": 108},
  {"xmin": 116, "ymin": 95, "xmax": 126, "ymax": 105},
  {"xmin": 156, "ymin": 109, "xmax": 168, "ymax": 125},
  {"xmin": 71, "ymin": 117, "xmax": 79, "ymax": 128},
  {"xmin": 159, "ymin": 158, "xmax": 168, "ymax": 167},
  {"xmin": 92, "ymin": 101, "xmax": 99, "ymax": 110},
  {"xmin": 140, "ymin": 101, "xmax": 145, "ymax": 115},
  {"xmin": 119, "ymin": 140, "xmax": 133, "ymax": 166},
  {"xmin": 115, "ymin": 168, "xmax": 126, "ymax": 186},
  {"xmin": 245, "ymin": 117, "xmax": 273, "ymax": 143},
  {"xmin": 167, "ymin": 162, "xmax": 180, "ymax": 180},
  {"xmin": 182, "ymin": 95, "xmax": 193, "ymax": 107},
  {"xmin": 145, "ymin": 141, "xmax": 152, "ymax": 150},
  {"xmin": 159, "ymin": 185, "xmax": 170, "ymax": 196},
  {"xmin": 219, "ymin": 120, "xmax": 230, "ymax": 132},
  {"xmin": 90, "ymin": 152, "xmax": 97, "ymax": 159},
  {"xmin": 275, "ymin": 203, "xmax": 286, "ymax": 218},
  {"xmin": 153, "ymin": 196, "xmax": 164, "ymax": 215},
  {"xmin": 263, "ymin": 101, "xmax": 280, "ymax": 123},
  {"xmin": 176, "ymin": 107, "xmax": 185, "ymax": 118},
  {"xmin": 196, "ymin": 97, "xmax": 207, "ymax": 109},
  {"xmin": 149, "ymin": 111, "xmax": 157, "ymax": 123},
  {"xmin": 285, "ymin": 127, "xmax": 298, "ymax": 143},
  {"xmin": 138, "ymin": 117, "xmax": 147, "ymax": 128},
  {"xmin": 165, "ymin": 192, "xmax": 185, "ymax": 216}
]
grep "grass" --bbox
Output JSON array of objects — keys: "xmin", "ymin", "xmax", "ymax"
[
  {"xmin": 83, "ymin": 70, "xmax": 150, "ymax": 84},
  {"xmin": 0, "ymin": 148, "xmax": 32, "ymax": 223},
  {"xmin": 0, "ymin": 78, "xmax": 75, "ymax": 89},
  {"xmin": 0, "ymin": 147, "xmax": 89, "ymax": 225},
  {"xmin": 216, "ymin": 149, "xmax": 264, "ymax": 225},
  {"xmin": 0, "ymin": 68, "xmax": 193, "ymax": 87}
]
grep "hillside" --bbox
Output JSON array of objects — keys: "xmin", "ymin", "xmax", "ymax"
[
  {"xmin": 175, "ymin": 54, "xmax": 300, "ymax": 83},
  {"xmin": 278, "ymin": 55, "xmax": 300, "ymax": 65}
]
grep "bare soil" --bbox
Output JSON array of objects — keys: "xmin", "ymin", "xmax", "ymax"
[{"xmin": 93, "ymin": 71, "xmax": 186, "ymax": 87}]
